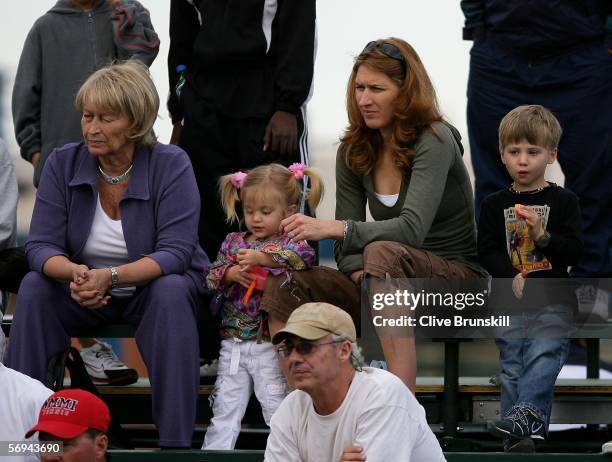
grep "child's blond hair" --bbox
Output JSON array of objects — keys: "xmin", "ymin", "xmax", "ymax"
[
  {"xmin": 219, "ymin": 163, "xmax": 324, "ymax": 224},
  {"xmin": 499, "ymin": 105, "xmax": 562, "ymax": 151}
]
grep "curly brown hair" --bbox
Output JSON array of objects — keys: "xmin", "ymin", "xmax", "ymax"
[{"xmin": 340, "ymin": 38, "xmax": 442, "ymax": 175}]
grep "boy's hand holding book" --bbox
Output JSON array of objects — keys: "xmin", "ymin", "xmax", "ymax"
[{"xmin": 514, "ymin": 204, "xmax": 546, "ymax": 241}]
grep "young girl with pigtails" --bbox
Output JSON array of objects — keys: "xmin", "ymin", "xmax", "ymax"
[{"xmin": 202, "ymin": 163, "xmax": 323, "ymax": 450}]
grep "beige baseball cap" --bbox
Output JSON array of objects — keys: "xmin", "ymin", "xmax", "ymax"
[{"xmin": 272, "ymin": 302, "xmax": 356, "ymax": 344}]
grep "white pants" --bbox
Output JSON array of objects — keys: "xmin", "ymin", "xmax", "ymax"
[{"xmin": 202, "ymin": 338, "xmax": 288, "ymax": 449}]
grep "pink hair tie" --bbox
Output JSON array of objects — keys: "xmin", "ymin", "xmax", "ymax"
[
  {"xmin": 230, "ymin": 171, "xmax": 247, "ymax": 189},
  {"xmin": 288, "ymin": 163, "xmax": 308, "ymax": 180}
]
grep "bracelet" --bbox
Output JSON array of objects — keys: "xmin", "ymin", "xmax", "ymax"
[
  {"xmin": 342, "ymin": 220, "xmax": 349, "ymax": 242},
  {"xmin": 109, "ymin": 267, "xmax": 119, "ymax": 289}
]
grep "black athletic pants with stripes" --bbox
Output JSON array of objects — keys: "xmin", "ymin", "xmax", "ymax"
[{"xmin": 179, "ymin": 91, "xmax": 308, "ymax": 261}]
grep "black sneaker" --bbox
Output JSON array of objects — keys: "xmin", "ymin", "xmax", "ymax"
[
  {"xmin": 487, "ymin": 405, "xmax": 547, "ymax": 440},
  {"xmin": 504, "ymin": 437, "xmax": 535, "ymax": 453}
]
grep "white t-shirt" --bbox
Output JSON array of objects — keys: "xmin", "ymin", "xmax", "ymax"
[
  {"xmin": 264, "ymin": 367, "xmax": 446, "ymax": 462},
  {"xmin": 0, "ymin": 364, "xmax": 54, "ymax": 462},
  {"xmin": 374, "ymin": 192, "xmax": 399, "ymax": 208},
  {"xmin": 81, "ymin": 195, "xmax": 135, "ymax": 297}
]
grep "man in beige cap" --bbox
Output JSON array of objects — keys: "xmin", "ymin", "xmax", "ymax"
[{"xmin": 264, "ymin": 302, "xmax": 446, "ymax": 462}]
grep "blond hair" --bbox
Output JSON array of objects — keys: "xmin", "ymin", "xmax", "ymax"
[
  {"xmin": 499, "ymin": 105, "xmax": 562, "ymax": 151},
  {"xmin": 75, "ymin": 60, "xmax": 159, "ymax": 146},
  {"xmin": 219, "ymin": 164, "xmax": 324, "ymax": 224}
]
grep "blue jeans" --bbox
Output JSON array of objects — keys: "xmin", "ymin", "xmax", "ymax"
[{"xmin": 494, "ymin": 304, "xmax": 574, "ymax": 425}]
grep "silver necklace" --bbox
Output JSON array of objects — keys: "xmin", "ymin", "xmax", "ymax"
[
  {"xmin": 509, "ymin": 182, "xmax": 551, "ymax": 195},
  {"xmin": 98, "ymin": 164, "xmax": 133, "ymax": 185}
]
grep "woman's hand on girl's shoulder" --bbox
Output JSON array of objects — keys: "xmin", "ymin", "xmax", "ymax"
[{"xmin": 280, "ymin": 214, "xmax": 343, "ymax": 242}]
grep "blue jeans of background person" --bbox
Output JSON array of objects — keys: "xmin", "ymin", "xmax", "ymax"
[
  {"xmin": 494, "ymin": 304, "xmax": 574, "ymax": 425},
  {"xmin": 467, "ymin": 38, "xmax": 612, "ymax": 275}
]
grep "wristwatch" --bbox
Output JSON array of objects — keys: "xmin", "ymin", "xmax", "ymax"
[
  {"xmin": 109, "ymin": 267, "xmax": 119, "ymax": 289},
  {"xmin": 535, "ymin": 231, "xmax": 551, "ymax": 248}
]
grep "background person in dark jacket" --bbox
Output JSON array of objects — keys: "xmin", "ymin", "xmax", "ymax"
[
  {"xmin": 167, "ymin": 0, "xmax": 316, "ymax": 259},
  {"xmin": 461, "ymin": 0, "xmax": 612, "ymax": 277}
]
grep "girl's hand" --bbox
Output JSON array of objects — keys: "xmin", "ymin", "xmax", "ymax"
[
  {"xmin": 225, "ymin": 265, "xmax": 255, "ymax": 289},
  {"xmin": 236, "ymin": 249, "xmax": 264, "ymax": 270},
  {"xmin": 514, "ymin": 204, "xmax": 545, "ymax": 241},
  {"xmin": 512, "ymin": 271, "xmax": 528, "ymax": 300},
  {"xmin": 280, "ymin": 214, "xmax": 341, "ymax": 242}
]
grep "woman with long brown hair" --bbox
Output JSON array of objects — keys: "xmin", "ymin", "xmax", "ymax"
[{"xmin": 281, "ymin": 38, "xmax": 486, "ymax": 392}]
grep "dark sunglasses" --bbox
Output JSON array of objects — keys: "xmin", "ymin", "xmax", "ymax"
[
  {"xmin": 276, "ymin": 340, "xmax": 342, "ymax": 358},
  {"xmin": 362, "ymin": 41, "xmax": 407, "ymax": 75}
]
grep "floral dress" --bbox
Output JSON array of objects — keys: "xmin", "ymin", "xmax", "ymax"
[{"xmin": 207, "ymin": 232, "xmax": 315, "ymax": 339}]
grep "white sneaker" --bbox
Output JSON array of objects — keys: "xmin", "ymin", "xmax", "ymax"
[
  {"xmin": 576, "ymin": 285, "xmax": 610, "ymax": 322},
  {"xmin": 602, "ymin": 441, "xmax": 612, "ymax": 455},
  {"xmin": 80, "ymin": 341, "xmax": 138, "ymax": 385},
  {"xmin": 200, "ymin": 359, "xmax": 219, "ymax": 377}
]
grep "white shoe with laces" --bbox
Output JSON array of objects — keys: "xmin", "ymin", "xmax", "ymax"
[{"xmin": 80, "ymin": 341, "xmax": 138, "ymax": 385}]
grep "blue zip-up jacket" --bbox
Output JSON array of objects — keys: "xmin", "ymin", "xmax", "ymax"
[
  {"xmin": 26, "ymin": 142, "xmax": 210, "ymax": 290},
  {"xmin": 461, "ymin": 0, "xmax": 612, "ymax": 59}
]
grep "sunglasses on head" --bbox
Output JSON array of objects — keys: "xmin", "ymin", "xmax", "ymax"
[
  {"xmin": 275, "ymin": 340, "xmax": 343, "ymax": 358},
  {"xmin": 362, "ymin": 41, "xmax": 407, "ymax": 75}
]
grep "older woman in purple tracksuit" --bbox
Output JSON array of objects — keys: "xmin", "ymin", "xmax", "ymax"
[{"xmin": 7, "ymin": 61, "xmax": 210, "ymax": 448}]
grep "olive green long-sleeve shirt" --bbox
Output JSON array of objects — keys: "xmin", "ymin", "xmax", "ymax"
[{"xmin": 334, "ymin": 122, "xmax": 485, "ymax": 277}]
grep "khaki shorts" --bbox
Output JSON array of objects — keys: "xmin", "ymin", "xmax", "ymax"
[
  {"xmin": 363, "ymin": 241, "xmax": 477, "ymax": 279},
  {"xmin": 261, "ymin": 266, "xmax": 361, "ymax": 327}
]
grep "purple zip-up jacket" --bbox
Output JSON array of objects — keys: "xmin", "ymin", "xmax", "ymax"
[{"xmin": 26, "ymin": 141, "xmax": 210, "ymax": 290}]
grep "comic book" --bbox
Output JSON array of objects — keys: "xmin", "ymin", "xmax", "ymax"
[{"xmin": 504, "ymin": 205, "xmax": 551, "ymax": 273}]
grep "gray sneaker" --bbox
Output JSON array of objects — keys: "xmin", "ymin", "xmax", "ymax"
[{"xmin": 80, "ymin": 341, "xmax": 138, "ymax": 385}]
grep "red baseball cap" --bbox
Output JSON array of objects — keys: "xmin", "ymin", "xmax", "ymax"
[{"xmin": 26, "ymin": 389, "xmax": 110, "ymax": 439}]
